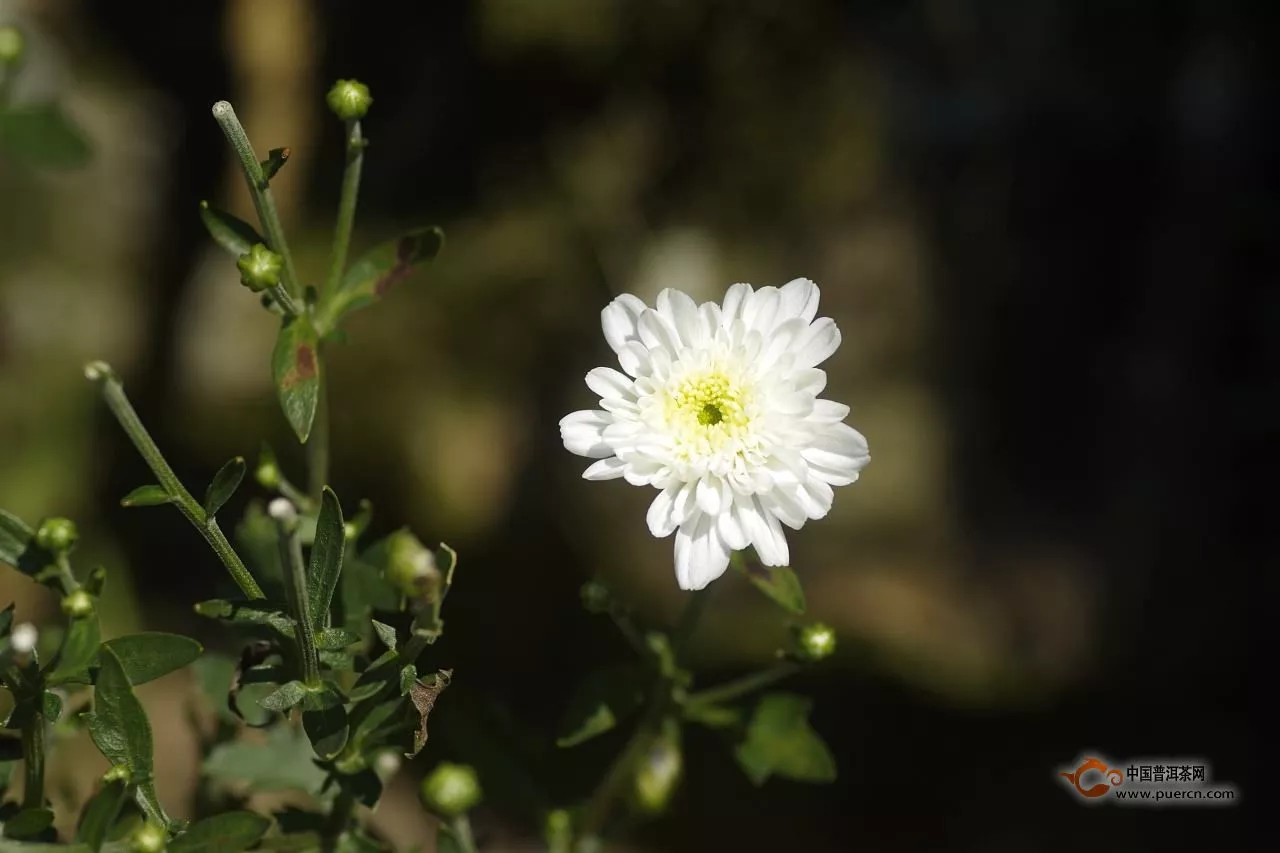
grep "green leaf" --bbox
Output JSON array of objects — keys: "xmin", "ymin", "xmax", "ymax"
[
  {"xmin": 119, "ymin": 486, "xmax": 171, "ymax": 508},
  {"xmin": 84, "ymin": 567, "xmax": 108, "ymax": 597},
  {"xmin": 194, "ymin": 599, "xmax": 293, "ymax": 635},
  {"xmin": 324, "ymin": 227, "xmax": 444, "ymax": 327},
  {"xmin": 0, "ymin": 103, "xmax": 92, "ymax": 169},
  {"xmin": 41, "ymin": 691, "xmax": 62, "ymax": 724},
  {"xmin": 167, "ymin": 811, "xmax": 271, "ymax": 853},
  {"xmin": 370, "ymin": 621, "xmax": 396, "ymax": 652},
  {"xmin": 2, "ymin": 808, "xmax": 54, "ymax": 840},
  {"xmin": 314, "ymin": 628, "xmax": 359, "ymax": 651},
  {"xmin": 101, "ymin": 633, "xmax": 203, "ymax": 686},
  {"xmin": 272, "ymin": 316, "xmax": 321, "ymax": 443},
  {"xmin": 46, "ymin": 615, "xmax": 101, "ymax": 683},
  {"xmin": 260, "ymin": 148, "xmax": 290, "ymax": 182},
  {"xmin": 306, "ymin": 488, "xmax": 344, "ymax": 631},
  {"xmin": 435, "ymin": 826, "xmax": 466, "ymax": 853},
  {"xmin": 86, "ymin": 647, "xmax": 169, "ymax": 826},
  {"xmin": 75, "ymin": 779, "xmax": 128, "ymax": 851},
  {"xmin": 734, "ymin": 693, "xmax": 836, "ymax": 785},
  {"xmin": 204, "ymin": 458, "xmax": 246, "ymax": 518},
  {"xmin": 199, "ymin": 202, "xmax": 265, "ymax": 258},
  {"xmin": 398, "ymin": 664, "xmax": 416, "ymax": 697},
  {"xmin": 301, "ymin": 685, "xmax": 348, "ymax": 759},
  {"xmin": 336, "ymin": 769, "xmax": 382, "ymax": 808},
  {"xmin": 556, "ymin": 665, "xmax": 645, "ymax": 748},
  {"xmin": 735, "ymin": 557, "xmax": 806, "ymax": 615},
  {"xmin": 254, "ymin": 834, "xmax": 322, "ymax": 852},
  {"xmin": 203, "ymin": 725, "xmax": 326, "ymax": 794},
  {"xmin": 0, "ymin": 510, "xmax": 53, "ymax": 582},
  {"xmin": 258, "ymin": 681, "xmax": 308, "ymax": 713}
]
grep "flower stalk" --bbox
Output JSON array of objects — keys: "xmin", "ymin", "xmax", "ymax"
[
  {"xmin": 21, "ymin": 707, "xmax": 45, "ymax": 808},
  {"xmin": 684, "ymin": 662, "xmax": 800, "ymax": 711},
  {"xmin": 269, "ymin": 499, "xmax": 321, "ymax": 687},
  {"xmin": 85, "ymin": 362, "xmax": 265, "ymax": 600}
]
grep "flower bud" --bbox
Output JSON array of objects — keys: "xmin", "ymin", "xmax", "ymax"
[
  {"xmin": 634, "ymin": 728, "xmax": 682, "ymax": 813},
  {"xmin": 543, "ymin": 809, "xmax": 572, "ymax": 849},
  {"xmin": 579, "ymin": 578, "xmax": 612, "ymax": 613},
  {"xmin": 794, "ymin": 621, "xmax": 836, "ymax": 662},
  {"xmin": 10, "ymin": 622, "xmax": 38, "ymax": 655},
  {"xmin": 0, "ymin": 25, "xmax": 24, "ymax": 67},
  {"xmin": 267, "ymin": 497, "xmax": 297, "ymax": 526},
  {"xmin": 326, "ymin": 79, "xmax": 372, "ymax": 120},
  {"xmin": 374, "ymin": 750, "xmax": 402, "ymax": 779},
  {"xmin": 384, "ymin": 529, "xmax": 440, "ymax": 601},
  {"xmin": 102, "ymin": 764, "xmax": 131, "ymax": 783},
  {"xmin": 255, "ymin": 461, "xmax": 280, "ymax": 490},
  {"xmin": 130, "ymin": 820, "xmax": 167, "ymax": 853},
  {"xmin": 61, "ymin": 589, "xmax": 95, "ymax": 620},
  {"xmin": 236, "ymin": 243, "xmax": 283, "ymax": 293},
  {"xmin": 420, "ymin": 762, "xmax": 482, "ymax": 817},
  {"xmin": 35, "ymin": 517, "xmax": 78, "ymax": 553}
]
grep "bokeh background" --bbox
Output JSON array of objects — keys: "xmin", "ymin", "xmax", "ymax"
[{"xmin": 0, "ymin": 0, "xmax": 1262, "ymax": 850}]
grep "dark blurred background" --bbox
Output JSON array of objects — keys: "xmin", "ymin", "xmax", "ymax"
[{"xmin": 0, "ymin": 0, "xmax": 1263, "ymax": 850}]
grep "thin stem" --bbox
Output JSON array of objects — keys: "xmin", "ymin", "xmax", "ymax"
[
  {"xmin": 210, "ymin": 101, "xmax": 301, "ymax": 315},
  {"xmin": 684, "ymin": 663, "xmax": 800, "ymax": 711},
  {"xmin": 275, "ymin": 516, "xmax": 320, "ymax": 687},
  {"xmin": 21, "ymin": 709, "xmax": 44, "ymax": 808},
  {"xmin": 89, "ymin": 366, "xmax": 265, "ymax": 600},
  {"xmin": 307, "ymin": 376, "xmax": 330, "ymax": 502},
  {"xmin": 449, "ymin": 815, "xmax": 479, "ymax": 853},
  {"xmin": 53, "ymin": 553, "xmax": 80, "ymax": 596},
  {"xmin": 320, "ymin": 120, "xmax": 365, "ymax": 308},
  {"xmin": 323, "ymin": 789, "xmax": 357, "ymax": 851}
]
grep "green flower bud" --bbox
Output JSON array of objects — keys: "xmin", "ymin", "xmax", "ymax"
[
  {"xmin": 0, "ymin": 25, "xmax": 24, "ymax": 67},
  {"xmin": 543, "ymin": 809, "xmax": 572, "ymax": 849},
  {"xmin": 579, "ymin": 578, "xmax": 612, "ymax": 613},
  {"xmin": 420, "ymin": 762, "xmax": 482, "ymax": 817},
  {"xmin": 384, "ymin": 529, "xmax": 440, "ymax": 600},
  {"xmin": 36, "ymin": 517, "xmax": 78, "ymax": 553},
  {"xmin": 102, "ymin": 764, "xmax": 131, "ymax": 784},
  {"xmin": 326, "ymin": 79, "xmax": 372, "ymax": 121},
  {"xmin": 236, "ymin": 243, "xmax": 283, "ymax": 293},
  {"xmin": 130, "ymin": 821, "xmax": 167, "ymax": 853},
  {"xmin": 634, "ymin": 728, "xmax": 682, "ymax": 813},
  {"xmin": 794, "ymin": 621, "xmax": 836, "ymax": 662},
  {"xmin": 61, "ymin": 589, "xmax": 95, "ymax": 619}
]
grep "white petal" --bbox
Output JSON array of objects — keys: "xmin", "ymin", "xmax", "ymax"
[
  {"xmin": 671, "ymin": 480, "xmax": 698, "ymax": 525},
  {"xmin": 793, "ymin": 368, "xmax": 827, "ymax": 395},
  {"xmin": 638, "ymin": 310, "xmax": 682, "ymax": 356},
  {"xmin": 794, "ymin": 318, "xmax": 841, "ymax": 368},
  {"xmin": 761, "ymin": 489, "xmax": 807, "ymax": 530},
  {"xmin": 758, "ymin": 317, "xmax": 807, "ymax": 371},
  {"xmin": 770, "ymin": 390, "xmax": 814, "ymax": 416},
  {"xmin": 601, "ymin": 294, "xmax": 648, "ymax": 354},
  {"xmin": 673, "ymin": 513, "xmax": 731, "ymax": 591},
  {"xmin": 695, "ymin": 475, "xmax": 726, "ymax": 516},
  {"xmin": 736, "ymin": 496, "xmax": 790, "ymax": 566},
  {"xmin": 717, "ymin": 507, "xmax": 749, "ymax": 550},
  {"xmin": 657, "ymin": 289, "xmax": 706, "ymax": 349},
  {"xmin": 742, "ymin": 286, "xmax": 781, "ymax": 335},
  {"xmin": 720, "ymin": 283, "xmax": 753, "ymax": 326},
  {"xmin": 583, "ymin": 458, "xmax": 626, "ymax": 479},
  {"xmin": 647, "ymin": 487, "xmax": 679, "ymax": 537},
  {"xmin": 808, "ymin": 399, "xmax": 850, "ymax": 424},
  {"xmin": 795, "ymin": 478, "xmax": 835, "ymax": 519},
  {"xmin": 801, "ymin": 423, "xmax": 870, "ymax": 485},
  {"xmin": 778, "ymin": 278, "xmax": 820, "ymax": 324},
  {"xmin": 585, "ymin": 367, "xmax": 634, "ymax": 402},
  {"xmin": 560, "ymin": 409, "xmax": 614, "ymax": 458},
  {"xmin": 617, "ymin": 341, "xmax": 652, "ymax": 377},
  {"xmin": 623, "ymin": 458, "xmax": 665, "ymax": 486}
]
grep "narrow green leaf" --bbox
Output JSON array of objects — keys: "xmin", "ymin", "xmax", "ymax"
[
  {"xmin": 260, "ymin": 147, "xmax": 290, "ymax": 182},
  {"xmin": 301, "ymin": 684, "xmax": 348, "ymax": 759},
  {"xmin": 306, "ymin": 488, "xmax": 344, "ymax": 631},
  {"xmin": 555, "ymin": 665, "xmax": 645, "ymax": 748},
  {"xmin": 254, "ymin": 834, "xmax": 322, "ymax": 852},
  {"xmin": 314, "ymin": 628, "xmax": 360, "ymax": 651},
  {"xmin": 323, "ymin": 227, "xmax": 444, "ymax": 327},
  {"xmin": 75, "ymin": 779, "xmax": 128, "ymax": 851},
  {"xmin": 194, "ymin": 599, "xmax": 293, "ymax": 635},
  {"xmin": 734, "ymin": 693, "xmax": 836, "ymax": 785},
  {"xmin": 2, "ymin": 808, "xmax": 54, "ymax": 840},
  {"xmin": 119, "ymin": 486, "xmax": 172, "ymax": 508},
  {"xmin": 86, "ymin": 647, "xmax": 169, "ymax": 826},
  {"xmin": 735, "ymin": 556, "xmax": 806, "ymax": 615},
  {"xmin": 399, "ymin": 664, "xmax": 416, "ymax": 697},
  {"xmin": 41, "ymin": 691, "xmax": 63, "ymax": 723},
  {"xmin": 101, "ymin": 633, "xmax": 203, "ymax": 686},
  {"xmin": 271, "ymin": 316, "xmax": 321, "ymax": 443},
  {"xmin": 371, "ymin": 621, "xmax": 396, "ymax": 652},
  {"xmin": 204, "ymin": 458, "xmax": 246, "ymax": 518},
  {"xmin": 0, "ymin": 509, "xmax": 53, "ymax": 581},
  {"xmin": 46, "ymin": 615, "xmax": 100, "ymax": 683},
  {"xmin": 258, "ymin": 681, "xmax": 308, "ymax": 712},
  {"xmin": 199, "ymin": 201, "xmax": 265, "ymax": 258},
  {"xmin": 203, "ymin": 725, "xmax": 326, "ymax": 795},
  {"xmin": 0, "ymin": 103, "xmax": 92, "ymax": 169},
  {"xmin": 167, "ymin": 811, "xmax": 271, "ymax": 853},
  {"xmin": 84, "ymin": 567, "xmax": 108, "ymax": 597}
]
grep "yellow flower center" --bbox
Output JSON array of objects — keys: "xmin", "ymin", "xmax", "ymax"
[{"xmin": 664, "ymin": 370, "xmax": 753, "ymax": 460}]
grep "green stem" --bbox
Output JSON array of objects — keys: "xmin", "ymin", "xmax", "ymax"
[
  {"xmin": 53, "ymin": 553, "xmax": 80, "ymax": 596},
  {"xmin": 684, "ymin": 663, "xmax": 800, "ymax": 710},
  {"xmin": 575, "ymin": 589, "xmax": 709, "ymax": 847},
  {"xmin": 307, "ymin": 374, "xmax": 330, "ymax": 502},
  {"xmin": 274, "ymin": 514, "xmax": 321, "ymax": 687},
  {"xmin": 320, "ymin": 120, "xmax": 365, "ymax": 309},
  {"xmin": 449, "ymin": 815, "xmax": 479, "ymax": 853},
  {"xmin": 210, "ymin": 100, "xmax": 301, "ymax": 316},
  {"xmin": 88, "ymin": 365, "xmax": 265, "ymax": 600},
  {"xmin": 21, "ymin": 709, "xmax": 44, "ymax": 808},
  {"xmin": 323, "ymin": 789, "xmax": 356, "ymax": 851}
]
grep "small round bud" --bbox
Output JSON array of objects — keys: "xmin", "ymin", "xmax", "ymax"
[
  {"xmin": 83, "ymin": 360, "xmax": 114, "ymax": 382},
  {"xmin": 634, "ymin": 733, "xmax": 682, "ymax": 813},
  {"xmin": 420, "ymin": 762, "xmax": 482, "ymax": 817},
  {"xmin": 544, "ymin": 809, "xmax": 572, "ymax": 847},
  {"xmin": 0, "ymin": 25, "xmax": 24, "ymax": 67},
  {"xmin": 384, "ymin": 529, "xmax": 440, "ymax": 600},
  {"xmin": 35, "ymin": 517, "xmax": 78, "ymax": 553},
  {"xmin": 579, "ymin": 579, "xmax": 612, "ymax": 613},
  {"xmin": 795, "ymin": 622, "xmax": 836, "ymax": 662},
  {"xmin": 267, "ymin": 497, "xmax": 297, "ymax": 525},
  {"xmin": 62, "ymin": 589, "xmax": 95, "ymax": 620},
  {"xmin": 343, "ymin": 521, "xmax": 359, "ymax": 541},
  {"xmin": 10, "ymin": 622, "xmax": 38, "ymax": 655},
  {"xmin": 374, "ymin": 751, "xmax": 402, "ymax": 779},
  {"xmin": 131, "ymin": 821, "xmax": 167, "ymax": 853},
  {"xmin": 326, "ymin": 79, "xmax": 372, "ymax": 120},
  {"xmin": 102, "ymin": 764, "xmax": 131, "ymax": 783},
  {"xmin": 236, "ymin": 243, "xmax": 283, "ymax": 293},
  {"xmin": 254, "ymin": 461, "xmax": 280, "ymax": 490}
]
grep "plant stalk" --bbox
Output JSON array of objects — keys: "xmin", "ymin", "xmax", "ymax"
[
  {"xmin": 21, "ymin": 709, "xmax": 44, "ymax": 808},
  {"xmin": 275, "ymin": 516, "xmax": 321, "ymax": 687},
  {"xmin": 320, "ymin": 119, "xmax": 365, "ymax": 308},
  {"xmin": 684, "ymin": 663, "xmax": 800, "ymax": 711},
  {"xmin": 307, "ymin": 376, "xmax": 330, "ymax": 502}
]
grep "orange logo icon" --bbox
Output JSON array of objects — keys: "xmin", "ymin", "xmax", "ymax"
[{"xmin": 1060, "ymin": 757, "xmax": 1124, "ymax": 798}]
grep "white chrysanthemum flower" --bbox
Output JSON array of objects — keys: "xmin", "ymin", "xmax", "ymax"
[{"xmin": 560, "ymin": 278, "xmax": 870, "ymax": 590}]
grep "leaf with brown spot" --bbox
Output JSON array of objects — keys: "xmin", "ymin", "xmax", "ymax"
[
  {"xmin": 407, "ymin": 668, "xmax": 452, "ymax": 757},
  {"xmin": 272, "ymin": 315, "xmax": 322, "ymax": 443},
  {"xmin": 320, "ymin": 226, "xmax": 444, "ymax": 330}
]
